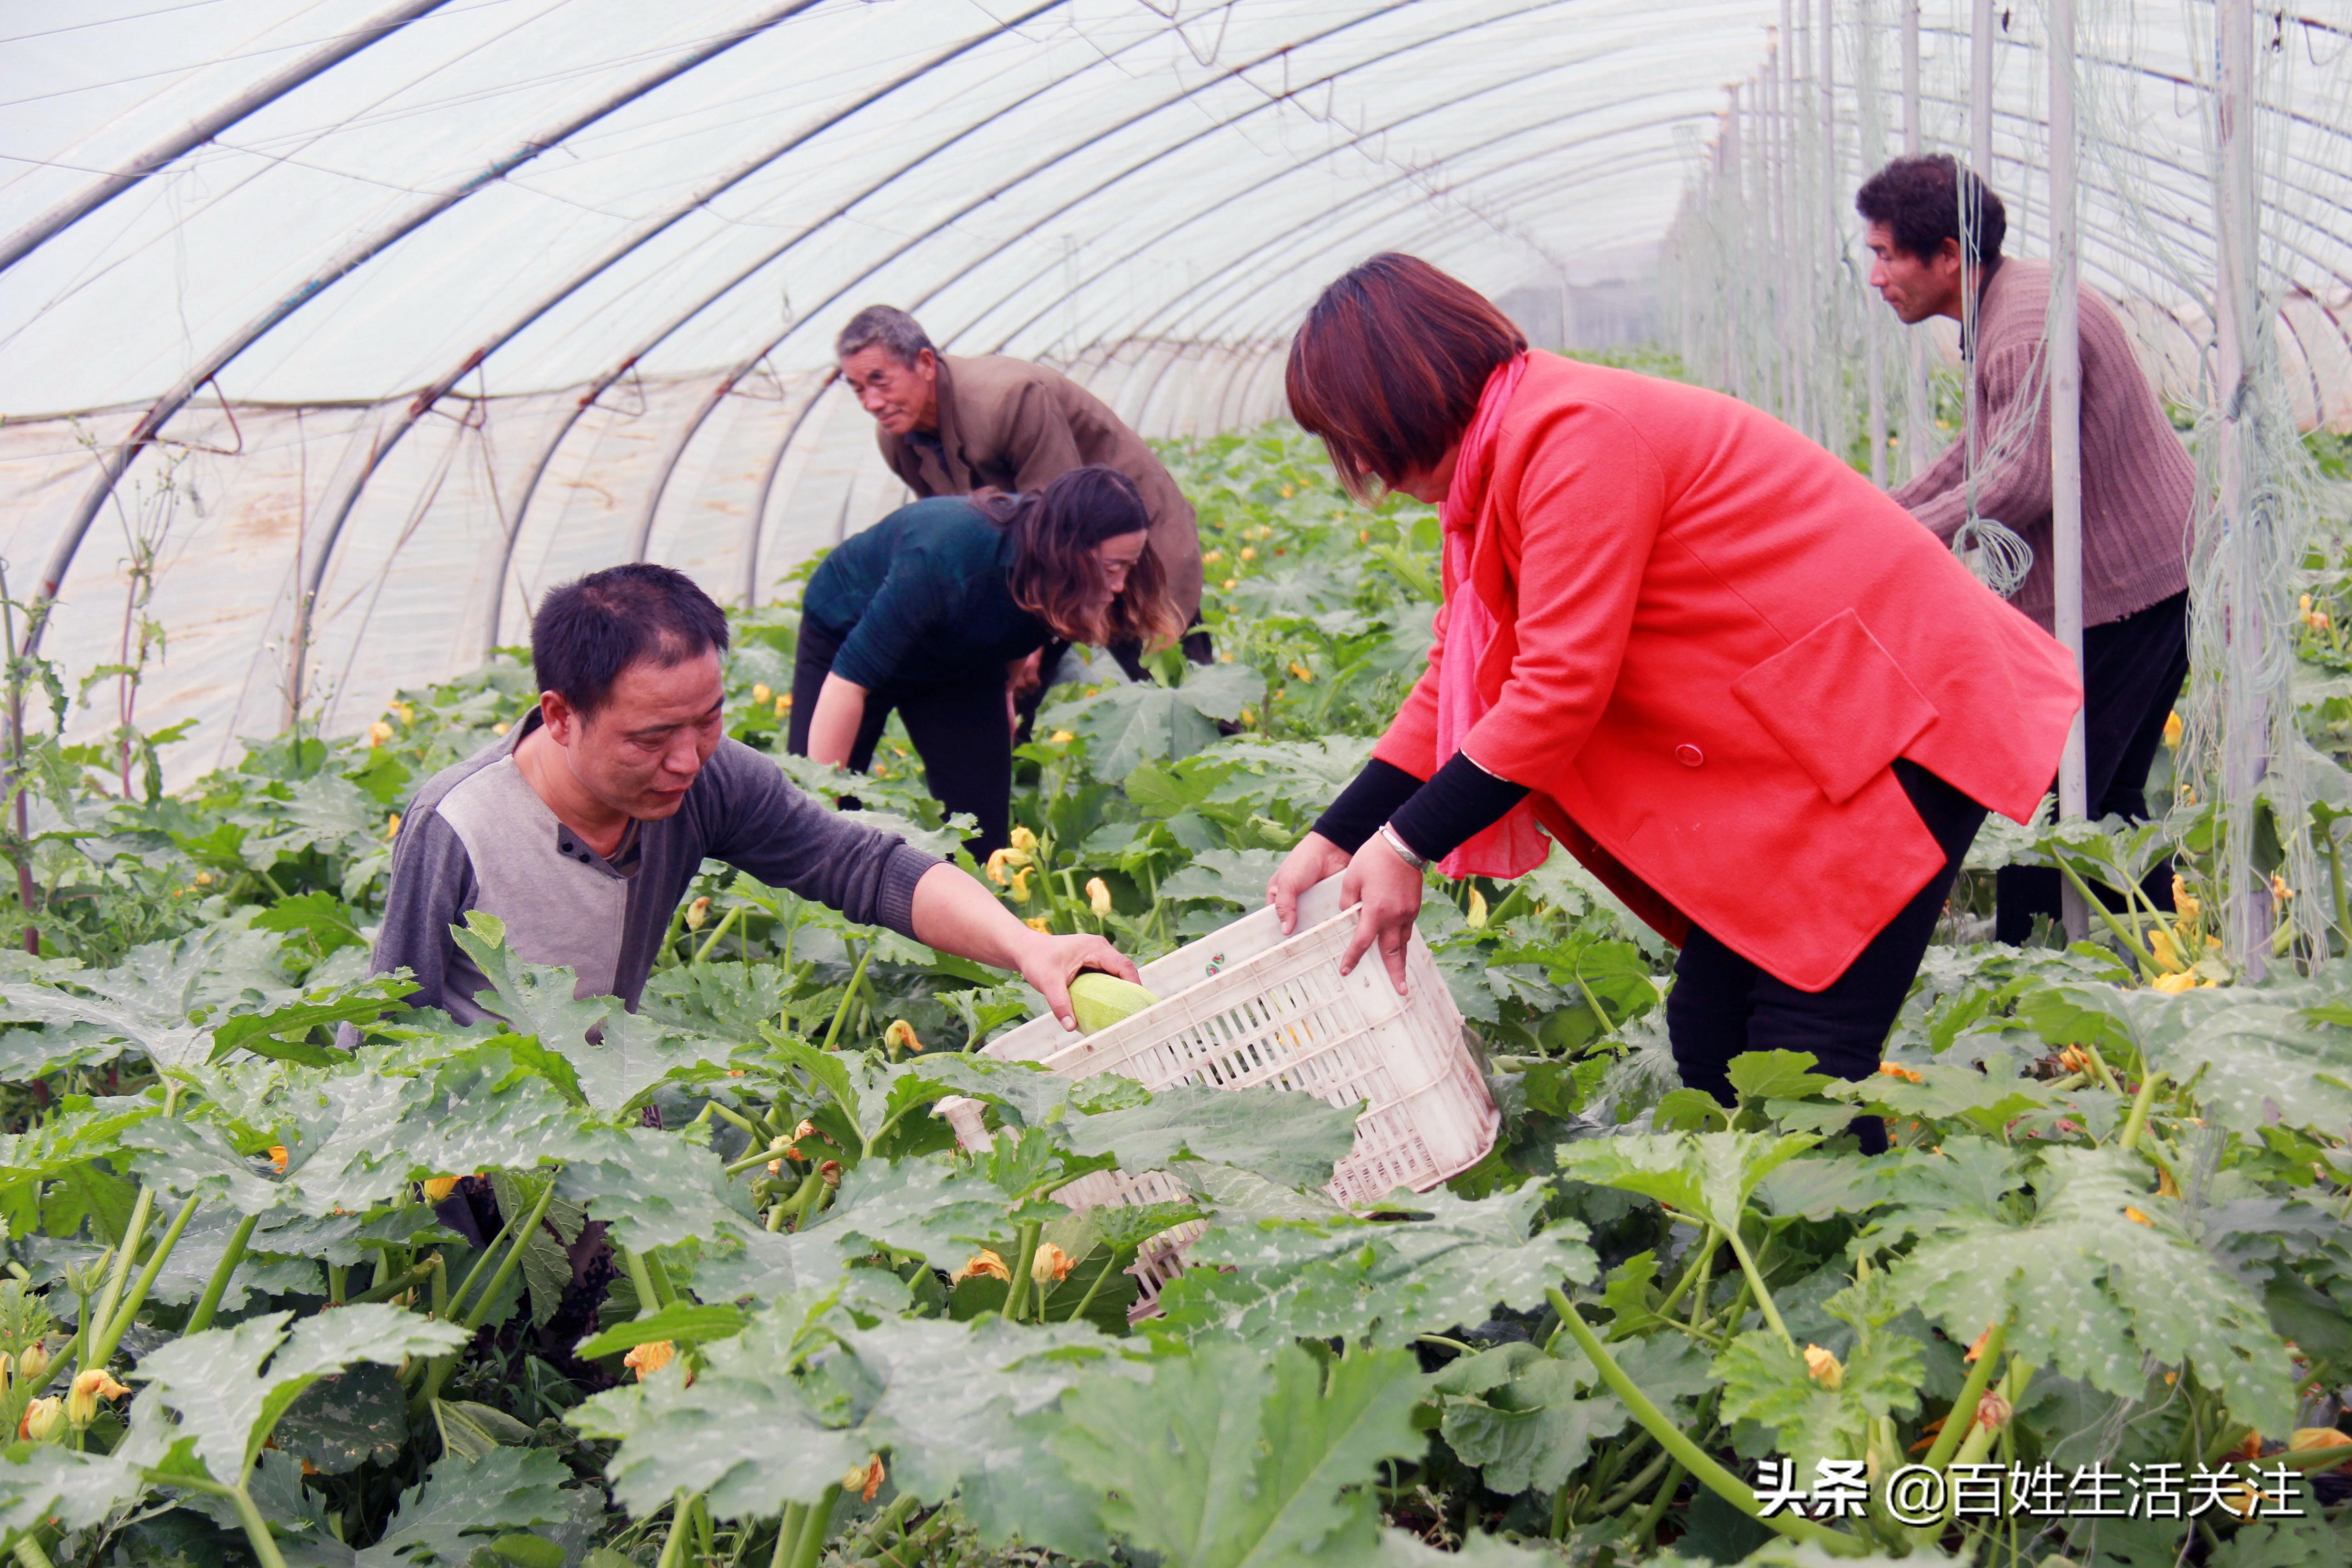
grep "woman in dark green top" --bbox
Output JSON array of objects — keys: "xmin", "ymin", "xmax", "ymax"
[{"xmin": 789, "ymin": 465, "xmax": 1179, "ymax": 853}]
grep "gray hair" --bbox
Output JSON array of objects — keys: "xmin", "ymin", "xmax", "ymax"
[{"xmin": 836, "ymin": 305, "xmax": 935, "ymax": 367}]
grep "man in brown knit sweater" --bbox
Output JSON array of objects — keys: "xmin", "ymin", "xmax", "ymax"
[{"xmin": 1858, "ymin": 155, "xmax": 2195, "ymax": 941}]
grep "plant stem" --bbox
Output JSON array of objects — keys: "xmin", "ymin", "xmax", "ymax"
[
  {"xmin": 91, "ymin": 1193, "xmax": 199, "ymax": 1365},
  {"xmin": 784, "ymin": 1486, "xmax": 840, "ymax": 1568},
  {"xmin": 692, "ymin": 906, "xmax": 744, "ymax": 966},
  {"xmin": 1921, "ymin": 1319, "xmax": 2007, "ymax": 1475},
  {"xmin": 769, "ymin": 1504, "xmax": 804, "ymax": 1568},
  {"xmin": 459, "ymin": 1177, "xmax": 555, "ymax": 1332},
  {"xmin": 1719, "ymin": 1224, "xmax": 1793, "ymax": 1352},
  {"xmin": 1544, "ymin": 1289, "xmax": 1865, "ymax": 1557},
  {"xmin": 2055, "ymin": 859, "xmax": 2158, "ymax": 972},
  {"xmin": 1628, "ymin": 1459, "xmax": 1686, "ymax": 1546},
  {"xmin": 2076, "ymin": 1041, "xmax": 2127, "ymax": 1097},
  {"xmin": 1651, "ymin": 1228, "xmax": 1717, "ymax": 1325},
  {"xmin": 655, "ymin": 1493, "xmax": 693, "ymax": 1568},
  {"xmin": 644, "ymin": 1252, "xmax": 680, "ymax": 1310},
  {"xmin": 227, "ymin": 1483, "xmax": 293, "ymax": 1568},
  {"xmin": 347, "ymin": 1261, "xmax": 439, "ymax": 1307},
  {"xmin": 789, "ymin": 1173, "xmax": 829, "ymax": 1234},
  {"xmin": 1065, "ymin": 1243, "xmax": 1125, "ymax": 1326},
  {"xmin": 12, "ymin": 1537, "xmax": 57, "ymax": 1568},
  {"xmin": 84, "ymin": 1186, "xmax": 154, "ymax": 1371},
  {"xmin": 1001, "ymin": 1220, "xmax": 1041, "ymax": 1322},
  {"xmin": 819, "ymin": 947, "xmax": 875, "ymax": 1053},
  {"xmin": 1594, "ymin": 1444, "xmax": 1674, "ymax": 1515},
  {"xmin": 2118, "ymin": 1070, "xmax": 2167, "ymax": 1155},
  {"xmin": 619, "ymin": 1246, "xmax": 663, "ymax": 1320}
]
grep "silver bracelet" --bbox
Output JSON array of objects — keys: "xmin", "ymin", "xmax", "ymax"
[{"xmin": 1377, "ymin": 821, "xmax": 1430, "ymax": 871}]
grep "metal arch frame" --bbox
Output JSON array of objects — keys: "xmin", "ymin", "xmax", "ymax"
[
  {"xmin": 967, "ymin": 27, "xmax": 1702, "ymax": 356},
  {"xmin": 976, "ymin": 45, "xmax": 1732, "ymax": 363},
  {"xmin": 1101, "ymin": 106, "xmax": 1708, "ymax": 348},
  {"xmin": 0, "ymin": 0, "xmax": 457, "ymax": 275},
  {"xmin": 620, "ymin": 0, "xmax": 1534, "ymax": 548},
  {"xmin": 33, "ymin": 0, "xmax": 825, "ymax": 660},
  {"xmin": 292, "ymin": 0, "xmax": 1066, "ymax": 629},
  {"xmin": 1890, "ymin": 86, "xmax": 2352, "ymax": 370},
  {"xmin": 739, "ymin": 369, "xmax": 841, "ymax": 612},
  {"xmin": 476, "ymin": 3, "xmax": 1201, "ymax": 617},
  {"xmin": 1186, "ymin": 141, "xmax": 1695, "ymax": 348}
]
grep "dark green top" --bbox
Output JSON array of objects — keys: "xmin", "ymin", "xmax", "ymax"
[{"xmin": 803, "ymin": 497, "xmax": 1052, "ymax": 691}]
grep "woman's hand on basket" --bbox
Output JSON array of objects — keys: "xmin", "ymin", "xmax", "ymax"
[
  {"xmin": 1267, "ymin": 832, "xmax": 1352, "ymax": 935},
  {"xmin": 1015, "ymin": 931, "xmax": 1140, "ymax": 1032},
  {"xmin": 1339, "ymin": 835, "xmax": 1423, "ymax": 996}
]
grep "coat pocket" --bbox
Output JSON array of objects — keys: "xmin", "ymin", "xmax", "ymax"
[{"xmin": 1730, "ymin": 608, "xmax": 1939, "ymax": 806}]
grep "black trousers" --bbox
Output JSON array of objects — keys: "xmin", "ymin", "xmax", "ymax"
[
  {"xmin": 789, "ymin": 626, "xmax": 1013, "ymax": 857},
  {"xmin": 1994, "ymin": 589, "xmax": 2190, "ymax": 942},
  {"xmin": 1667, "ymin": 760, "xmax": 1987, "ymax": 1154}
]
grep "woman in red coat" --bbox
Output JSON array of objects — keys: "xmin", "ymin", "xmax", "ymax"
[{"xmin": 1265, "ymin": 255, "xmax": 2080, "ymax": 1148}]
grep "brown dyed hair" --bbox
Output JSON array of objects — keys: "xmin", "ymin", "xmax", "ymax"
[
  {"xmin": 974, "ymin": 466, "xmax": 1181, "ymax": 649},
  {"xmin": 1285, "ymin": 253, "xmax": 1527, "ymax": 502}
]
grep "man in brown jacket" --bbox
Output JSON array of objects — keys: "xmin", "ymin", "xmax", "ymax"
[
  {"xmin": 836, "ymin": 306, "xmax": 1205, "ymax": 678},
  {"xmin": 1858, "ymin": 155, "xmax": 2195, "ymax": 941}
]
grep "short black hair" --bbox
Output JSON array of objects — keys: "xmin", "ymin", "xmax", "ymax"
[
  {"xmin": 1856, "ymin": 155, "xmax": 2005, "ymax": 268},
  {"xmin": 531, "ymin": 564, "xmax": 730, "ymax": 718}
]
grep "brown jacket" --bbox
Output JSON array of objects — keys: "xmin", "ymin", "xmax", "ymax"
[
  {"xmin": 1891, "ymin": 258, "xmax": 2193, "ymax": 630},
  {"xmin": 876, "ymin": 354, "xmax": 1202, "ymax": 622}
]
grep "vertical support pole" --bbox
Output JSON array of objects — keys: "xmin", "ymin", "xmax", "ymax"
[
  {"xmin": 1859, "ymin": 0, "xmax": 1887, "ymax": 487},
  {"xmin": 2049, "ymin": 0, "xmax": 2090, "ymax": 941},
  {"xmin": 1727, "ymin": 87, "xmax": 1749, "ymax": 403},
  {"xmin": 1901, "ymin": 0, "xmax": 1929, "ymax": 482},
  {"xmin": 1821, "ymin": 0, "xmax": 1841, "ymax": 462},
  {"xmin": 2214, "ymin": 0, "xmax": 2269, "ymax": 973},
  {"xmin": 1765, "ymin": 34, "xmax": 1788, "ymax": 421},
  {"xmin": 1970, "ymin": 0, "xmax": 1994, "ymax": 182}
]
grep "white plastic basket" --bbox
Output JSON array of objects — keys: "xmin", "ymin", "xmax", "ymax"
[{"xmin": 937, "ymin": 872, "xmax": 1498, "ymax": 1307}]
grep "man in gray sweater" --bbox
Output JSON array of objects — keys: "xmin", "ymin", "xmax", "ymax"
[
  {"xmin": 368, "ymin": 563, "xmax": 1132, "ymax": 1034},
  {"xmin": 1858, "ymin": 155, "xmax": 2195, "ymax": 940}
]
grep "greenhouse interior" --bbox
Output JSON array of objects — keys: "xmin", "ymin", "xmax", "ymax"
[{"xmin": 3, "ymin": 1, "xmax": 2352, "ymax": 1565}]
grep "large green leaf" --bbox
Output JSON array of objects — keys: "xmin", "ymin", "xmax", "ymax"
[
  {"xmin": 454, "ymin": 916, "xmax": 734, "ymax": 1115},
  {"xmin": 1049, "ymin": 1341, "xmax": 1425, "ymax": 1568},
  {"xmin": 1067, "ymin": 1083, "xmax": 1361, "ymax": 1192},
  {"xmin": 0, "ymin": 1448, "xmax": 144, "ymax": 1547},
  {"xmin": 578, "ymin": 1294, "xmax": 1122, "ymax": 1524},
  {"xmin": 0, "ymin": 918, "xmax": 289, "ymax": 1073},
  {"xmin": 122, "ymin": 1305, "xmax": 469, "ymax": 1485},
  {"xmin": 1154, "ymin": 1184, "xmax": 1595, "ymax": 1350},
  {"xmin": 1713, "ymin": 1274, "xmax": 1925, "ymax": 1477},
  {"xmin": 1555, "ymin": 1129, "xmax": 1818, "ymax": 1234},
  {"xmin": 283, "ymin": 1448, "xmax": 576, "ymax": 1568},
  {"xmin": 1888, "ymin": 1147, "xmax": 2296, "ymax": 1436}
]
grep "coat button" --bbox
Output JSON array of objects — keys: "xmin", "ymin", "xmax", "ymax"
[{"xmin": 1675, "ymin": 744, "xmax": 1705, "ymax": 767}]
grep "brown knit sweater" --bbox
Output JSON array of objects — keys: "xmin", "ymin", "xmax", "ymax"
[{"xmin": 1891, "ymin": 257, "xmax": 2194, "ymax": 630}]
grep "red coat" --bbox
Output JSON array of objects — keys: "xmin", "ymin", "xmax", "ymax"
[{"xmin": 1374, "ymin": 353, "xmax": 2082, "ymax": 991}]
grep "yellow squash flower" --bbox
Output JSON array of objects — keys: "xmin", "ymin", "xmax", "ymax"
[
  {"xmin": 1049, "ymin": 729, "xmax": 1075, "ymax": 744},
  {"xmin": 492, "ymin": 720, "xmax": 510, "ymax": 735},
  {"xmin": 17, "ymin": 1341, "xmax": 49, "ymax": 1387},
  {"xmin": 622, "ymin": 1341, "xmax": 676, "ymax": 1380},
  {"xmin": 1009, "ymin": 825, "xmax": 1039, "ymax": 854},
  {"xmin": 1802, "ymin": 1345, "xmax": 1843, "ymax": 1390},
  {"xmin": 686, "ymin": 895, "xmax": 711, "ymax": 931},
  {"xmin": 952, "ymin": 1250, "xmax": 1009, "ymax": 1284},
  {"xmin": 883, "ymin": 1019, "xmax": 921, "ymax": 1054},
  {"xmin": 422, "ymin": 1175, "xmax": 462, "ymax": 1203},
  {"xmin": 1086, "ymin": 877, "xmax": 1112, "ymax": 916},
  {"xmin": 1878, "ymin": 1061, "xmax": 1925, "ymax": 1083},
  {"xmin": 1024, "ymin": 916, "xmax": 1052, "ymax": 932},
  {"xmin": 267, "ymin": 1145, "xmax": 289, "ymax": 1172},
  {"xmin": 2151, "ymin": 971, "xmax": 2197, "ymax": 995},
  {"xmin": 1203, "ymin": 549, "xmax": 1223, "ymax": 565},
  {"xmin": 367, "ymin": 720, "xmax": 393, "ymax": 747},
  {"xmin": 751, "ymin": 683, "xmax": 772, "ymax": 706},
  {"xmin": 2289, "ymin": 1427, "xmax": 2352, "ymax": 1470},
  {"xmin": 19, "ymin": 1398, "xmax": 62, "ymax": 1443},
  {"xmin": 65, "ymin": 1369, "xmax": 130, "ymax": 1427},
  {"xmin": 387, "ymin": 812, "xmax": 402, "ymax": 839},
  {"xmin": 1465, "ymin": 888, "xmax": 1488, "ymax": 929},
  {"xmin": 2124, "ymin": 1205, "xmax": 2155, "ymax": 1227},
  {"xmin": 843, "ymin": 1455, "xmax": 886, "ymax": 1503},
  {"xmin": 1288, "ymin": 662, "xmax": 1313, "ymax": 682},
  {"xmin": 1032, "ymin": 1243, "xmax": 1076, "ymax": 1285},
  {"xmin": 1973, "ymin": 1391, "xmax": 2013, "ymax": 1432},
  {"xmin": 2162, "ymin": 709, "xmax": 2183, "ymax": 748}
]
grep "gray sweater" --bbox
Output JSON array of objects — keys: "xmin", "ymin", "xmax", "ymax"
[
  {"xmin": 1891, "ymin": 257, "xmax": 2194, "ymax": 630},
  {"xmin": 366, "ymin": 715, "xmax": 938, "ymax": 1025}
]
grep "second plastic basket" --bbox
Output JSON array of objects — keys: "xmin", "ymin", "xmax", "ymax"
[{"xmin": 937, "ymin": 872, "xmax": 1498, "ymax": 1305}]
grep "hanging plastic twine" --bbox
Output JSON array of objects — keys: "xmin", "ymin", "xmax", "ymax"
[{"xmin": 1951, "ymin": 515, "xmax": 2034, "ymax": 599}]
